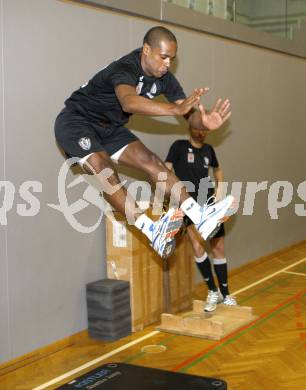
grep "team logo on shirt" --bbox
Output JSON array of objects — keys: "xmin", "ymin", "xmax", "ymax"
[
  {"xmin": 146, "ymin": 83, "xmax": 157, "ymax": 99},
  {"xmin": 204, "ymin": 157, "xmax": 209, "ymax": 168},
  {"xmin": 150, "ymin": 83, "xmax": 157, "ymax": 94},
  {"xmin": 136, "ymin": 76, "xmax": 144, "ymax": 95},
  {"xmin": 78, "ymin": 137, "xmax": 91, "ymax": 151}
]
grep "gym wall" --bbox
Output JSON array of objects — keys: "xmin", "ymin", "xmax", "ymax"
[{"xmin": 0, "ymin": 0, "xmax": 305, "ymax": 363}]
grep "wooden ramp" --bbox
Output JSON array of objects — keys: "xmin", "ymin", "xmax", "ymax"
[{"xmin": 157, "ymin": 300, "xmax": 258, "ymax": 340}]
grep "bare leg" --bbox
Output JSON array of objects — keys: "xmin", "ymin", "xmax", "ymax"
[
  {"xmin": 82, "ymin": 145, "xmax": 184, "ymax": 257},
  {"xmin": 83, "ymin": 150, "xmax": 143, "ymax": 223},
  {"xmin": 118, "ymin": 140, "xmax": 192, "ymax": 205},
  {"xmin": 210, "ymin": 236, "xmax": 225, "ymax": 259},
  {"xmin": 186, "ymin": 224, "xmax": 206, "ymax": 258},
  {"xmin": 82, "ymin": 140, "xmax": 189, "ymax": 221}
]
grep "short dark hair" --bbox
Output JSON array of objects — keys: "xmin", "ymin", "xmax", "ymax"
[{"xmin": 143, "ymin": 26, "xmax": 177, "ymax": 48}]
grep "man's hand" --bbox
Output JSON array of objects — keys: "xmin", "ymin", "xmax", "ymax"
[
  {"xmin": 199, "ymin": 98, "xmax": 231, "ymax": 130},
  {"xmin": 174, "ymin": 88, "xmax": 209, "ymax": 116}
]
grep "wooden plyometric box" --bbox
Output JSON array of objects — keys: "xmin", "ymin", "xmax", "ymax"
[
  {"xmin": 106, "ymin": 211, "xmax": 163, "ymax": 332},
  {"xmin": 105, "ymin": 211, "xmax": 195, "ymax": 332},
  {"xmin": 166, "ymin": 234, "xmax": 194, "ymax": 314},
  {"xmin": 157, "ymin": 301, "xmax": 258, "ymax": 340}
]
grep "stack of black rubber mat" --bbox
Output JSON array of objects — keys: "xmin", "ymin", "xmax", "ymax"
[{"xmin": 86, "ymin": 279, "xmax": 131, "ymax": 340}]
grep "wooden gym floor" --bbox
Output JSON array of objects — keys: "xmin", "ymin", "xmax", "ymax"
[{"xmin": 0, "ymin": 241, "xmax": 305, "ymax": 390}]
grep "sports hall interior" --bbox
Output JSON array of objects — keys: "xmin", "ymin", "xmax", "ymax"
[{"xmin": 0, "ymin": 1, "xmax": 305, "ymax": 389}]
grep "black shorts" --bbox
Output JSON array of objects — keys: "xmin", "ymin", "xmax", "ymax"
[
  {"xmin": 54, "ymin": 108, "xmax": 138, "ymax": 158},
  {"xmin": 210, "ymin": 222, "xmax": 225, "ymax": 238}
]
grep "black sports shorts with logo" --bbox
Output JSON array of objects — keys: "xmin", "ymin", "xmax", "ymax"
[{"xmin": 54, "ymin": 108, "xmax": 138, "ymax": 159}]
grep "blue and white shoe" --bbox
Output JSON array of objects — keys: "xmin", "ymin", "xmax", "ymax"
[
  {"xmin": 196, "ymin": 195, "xmax": 235, "ymax": 240},
  {"xmin": 150, "ymin": 208, "xmax": 183, "ymax": 258}
]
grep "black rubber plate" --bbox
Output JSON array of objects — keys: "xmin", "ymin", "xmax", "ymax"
[{"xmin": 57, "ymin": 362, "xmax": 227, "ymax": 389}]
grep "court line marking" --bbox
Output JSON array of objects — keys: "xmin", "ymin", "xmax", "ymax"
[
  {"xmin": 282, "ymin": 270, "xmax": 306, "ymax": 277},
  {"xmin": 233, "ymin": 258, "xmax": 306, "ymax": 295},
  {"xmin": 33, "ymin": 257, "xmax": 305, "ymax": 389}
]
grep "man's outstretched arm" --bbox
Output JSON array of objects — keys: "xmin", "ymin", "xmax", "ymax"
[{"xmin": 115, "ymin": 84, "xmax": 204, "ymax": 117}]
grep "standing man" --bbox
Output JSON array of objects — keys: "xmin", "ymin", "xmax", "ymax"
[
  {"xmin": 55, "ymin": 26, "xmax": 234, "ymax": 259},
  {"xmin": 166, "ymin": 126, "xmax": 237, "ymax": 311}
]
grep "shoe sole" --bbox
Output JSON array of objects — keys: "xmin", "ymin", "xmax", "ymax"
[
  {"xmin": 161, "ymin": 209, "xmax": 183, "ymax": 257},
  {"xmin": 164, "ymin": 209, "xmax": 184, "ymax": 241},
  {"xmin": 200, "ymin": 196, "xmax": 235, "ymax": 240},
  {"xmin": 152, "ymin": 208, "xmax": 183, "ymax": 258},
  {"xmin": 222, "ymin": 196, "xmax": 236, "ymax": 218},
  {"xmin": 160, "ymin": 239, "xmax": 177, "ymax": 258}
]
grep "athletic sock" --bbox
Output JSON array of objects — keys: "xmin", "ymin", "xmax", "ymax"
[
  {"xmin": 195, "ymin": 252, "xmax": 217, "ymax": 291},
  {"xmin": 213, "ymin": 258, "xmax": 229, "ymax": 296},
  {"xmin": 181, "ymin": 197, "xmax": 202, "ymax": 225},
  {"xmin": 134, "ymin": 214, "xmax": 154, "ymax": 240}
]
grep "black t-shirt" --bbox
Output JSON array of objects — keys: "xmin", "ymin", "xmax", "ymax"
[
  {"xmin": 64, "ymin": 48, "xmax": 186, "ymax": 127},
  {"xmin": 166, "ymin": 140, "xmax": 219, "ymax": 203}
]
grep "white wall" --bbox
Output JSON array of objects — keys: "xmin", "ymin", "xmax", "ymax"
[{"xmin": 0, "ymin": 0, "xmax": 110, "ymax": 362}]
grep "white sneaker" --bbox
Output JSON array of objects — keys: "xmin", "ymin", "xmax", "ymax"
[
  {"xmin": 204, "ymin": 289, "xmax": 224, "ymax": 312},
  {"xmin": 196, "ymin": 195, "xmax": 235, "ymax": 240},
  {"xmin": 150, "ymin": 208, "xmax": 183, "ymax": 258},
  {"xmin": 223, "ymin": 295, "xmax": 237, "ymax": 306}
]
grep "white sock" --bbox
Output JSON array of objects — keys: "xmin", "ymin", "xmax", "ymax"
[
  {"xmin": 180, "ymin": 197, "xmax": 202, "ymax": 225},
  {"xmin": 134, "ymin": 214, "xmax": 154, "ymax": 241},
  {"xmin": 194, "ymin": 252, "xmax": 208, "ymax": 263},
  {"xmin": 213, "ymin": 258, "xmax": 227, "ymax": 265}
]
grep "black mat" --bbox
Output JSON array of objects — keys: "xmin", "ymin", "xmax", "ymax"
[{"xmin": 57, "ymin": 362, "xmax": 227, "ymax": 389}]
